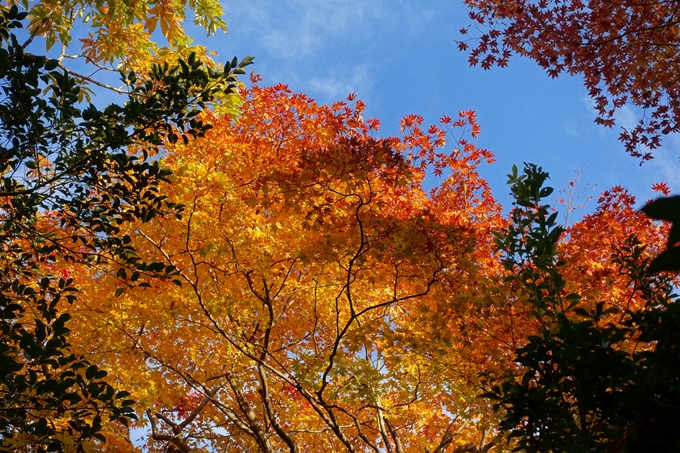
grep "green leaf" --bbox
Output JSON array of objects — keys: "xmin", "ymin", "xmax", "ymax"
[
  {"xmin": 647, "ymin": 247, "xmax": 680, "ymax": 274},
  {"xmin": 641, "ymin": 196, "xmax": 680, "ymax": 222},
  {"xmin": 44, "ymin": 58, "xmax": 59, "ymax": 71},
  {"xmin": 85, "ymin": 365, "xmax": 98, "ymax": 380}
]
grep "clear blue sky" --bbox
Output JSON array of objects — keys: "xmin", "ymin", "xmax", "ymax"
[{"xmin": 186, "ymin": 0, "xmax": 680, "ymax": 216}]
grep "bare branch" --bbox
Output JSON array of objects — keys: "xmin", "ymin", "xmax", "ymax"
[
  {"xmin": 146, "ymin": 410, "xmax": 191, "ymax": 453},
  {"xmin": 57, "ymin": 62, "xmax": 128, "ymax": 94},
  {"xmin": 384, "ymin": 417, "xmax": 404, "ymax": 453}
]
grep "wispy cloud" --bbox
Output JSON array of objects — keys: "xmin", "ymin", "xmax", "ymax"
[
  {"xmin": 578, "ymin": 95, "xmax": 638, "ymax": 136},
  {"xmin": 613, "ymin": 103, "xmax": 638, "ymax": 131},
  {"xmin": 307, "ymin": 66, "xmax": 372, "ymax": 100},
  {"xmin": 229, "ymin": 0, "xmax": 387, "ymax": 61},
  {"xmin": 564, "ymin": 119, "xmax": 581, "ymax": 137}
]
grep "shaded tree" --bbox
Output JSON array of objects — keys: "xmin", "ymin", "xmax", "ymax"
[
  {"xmin": 0, "ymin": 6, "xmax": 251, "ymax": 451},
  {"xmin": 485, "ymin": 163, "xmax": 680, "ymax": 452}
]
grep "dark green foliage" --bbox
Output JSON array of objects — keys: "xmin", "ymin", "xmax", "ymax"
[
  {"xmin": 0, "ymin": 5, "xmax": 252, "ymax": 451},
  {"xmin": 641, "ymin": 196, "xmax": 680, "ymax": 273},
  {"xmin": 484, "ymin": 163, "xmax": 680, "ymax": 453},
  {"xmin": 0, "ymin": 271, "xmax": 135, "ymax": 452}
]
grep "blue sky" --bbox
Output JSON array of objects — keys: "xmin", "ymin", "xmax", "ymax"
[{"xmin": 180, "ymin": 0, "xmax": 680, "ymax": 218}]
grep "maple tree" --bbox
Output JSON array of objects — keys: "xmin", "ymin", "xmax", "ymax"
[
  {"xmin": 457, "ymin": 0, "xmax": 680, "ymax": 160},
  {"xmin": 63, "ymin": 81, "xmax": 518, "ymax": 453},
  {"xmin": 0, "ymin": 5, "xmax": 251, "ymax": 451},
  {"xmin": 57, "ymin": 79, "xmax": 679, "ymax": 452},
  {"xmin": 6, "ymin": 0, "xmax": 677, "ymax": 450}
]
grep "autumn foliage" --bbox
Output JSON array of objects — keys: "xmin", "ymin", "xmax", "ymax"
[
  {"xmin": 28, "ymin": 73, "xmax": 667, "ymax": 452},
  {"xmin": 486, "ymin": 164, "xmax": 678, "ymax": 452},
  {"xmin": 3, "ymin": 0, "xmax": 226, "ymax": 67},
  {"xmin": 4, "ymin": 0, "xmax": 679, "ymax": 450},
  {"xmin": 458, "ymin": 0, "xmax": 680, "ymax": 159},
  {"xmin": 63, "ymin": 81, "xmax": 512, "ymax": 453}
]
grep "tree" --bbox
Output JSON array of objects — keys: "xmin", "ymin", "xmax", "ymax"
[
  {"xmin": 485, "ymin": 163, "xmax": 680, "ymax": 452},
  {"xmin": 65, "ymin": 82, "xmax": 511, "ymax": 453},
  {"xmin": 0, "ymin": 6, "xmax": 252, "ymax": 451},
  {"xmin": 3, "ymin": 0, "xmax": 228, "ymax": 95},
  {"xmin": 457, "ymin": 0, "xmax": 680, "ymax": 160}
]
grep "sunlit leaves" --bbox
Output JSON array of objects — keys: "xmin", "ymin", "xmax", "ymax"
[
  {"xmin": 3, "ymin": 0, "xmax": 227, "ymax": 71},
  {"xmin": 68, "ymin": 84, "xmax": 505, "ymax": 452},
  {"xmin": 0, "ymin": 10, "xmax": 249, "ymax": 452}
]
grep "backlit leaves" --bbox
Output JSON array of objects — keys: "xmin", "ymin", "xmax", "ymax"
[
  {"xmin": 68, "ymin": 84, "xmax": 506, "ymax": 453},
  {"xmin": 4, "ymin": 0, "xmax": 227, "ymax": 69}
]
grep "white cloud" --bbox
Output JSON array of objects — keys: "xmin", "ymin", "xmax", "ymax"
[
  {"xmin": 307, "ymin": 66, "xmax": 372, "ymax": 100},
  {"xmin": 228, "ymin": 0, "xmax": 387, "ymax": 61},
  {"xmin": 564, "ymin": 119, "xmax": 581, "ymax": 137},
  {"xmin": 613, "ymin": 103, "xmax": 638, "ymax": 131}
]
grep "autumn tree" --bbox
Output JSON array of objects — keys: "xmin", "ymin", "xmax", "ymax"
[
  {"xmin": 485, "ymin": 163, "xmax": 680, "ymax": 452},
  {"xmin": 456, "ymin": 0, "xmax": 680, "ymax": 443},
  {"xmin": 63, "ymin": 82, "xmax": 515, "ymax": 453},
  {"xmin": 458, "ymin": 0, "xmax": 680, "ymax": 159},
  {"xmin": 0, "ymin": 5, "xmax": 251, "ymax": 451}
]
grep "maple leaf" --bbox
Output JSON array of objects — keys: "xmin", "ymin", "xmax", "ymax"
[{"xmin": 651, "ymin": 182, "xmax": 671, "ymax": 196}]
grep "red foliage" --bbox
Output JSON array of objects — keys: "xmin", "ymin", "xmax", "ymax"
[{"xmin": 458, "ymin": 0, "xmax": 680, "ymax": 159}]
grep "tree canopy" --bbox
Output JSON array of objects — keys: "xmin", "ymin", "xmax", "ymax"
[
  {"xmin": 59, "ymin": 82, "xmax": 674, "ymax": 452},
  {"xmin": 3, "ymin": 0, "xmax": 680, "ymax": 452},
  {"xmin": 66, "ymin": 81, "xmax": 507, "ymax": 453}
]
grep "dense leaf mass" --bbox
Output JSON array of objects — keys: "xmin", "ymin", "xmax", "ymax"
[
  {"xmin": 67, "ymin": 82, "xmax": 510, "ymax": 453},
  {"xmin": 486, "ymin": 164, "xmax": 680, "ymax": 453},
  {"xmin": 4, "ymin": 0, "xmax": 680, "ymax": 451},
  {"xmin": 62, "ymin": 82, "xmax": 676, "ymax": 453}
]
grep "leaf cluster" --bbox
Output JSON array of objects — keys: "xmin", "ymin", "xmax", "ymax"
[
  {"xmin": 0, "ymin": 267, "xmax": 135, "ymax": 453},
  {"xmin": 8, "ymin": 0, "xmax": 227, "ymax": 66},
  {"xmin": 459, "ymin": 0, "xmax": 680, "ymax": 159}
]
